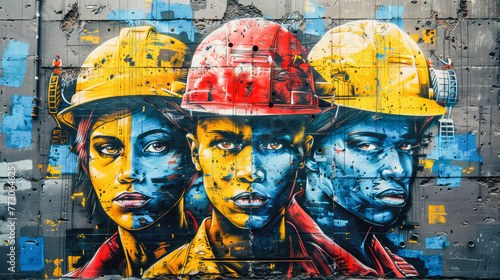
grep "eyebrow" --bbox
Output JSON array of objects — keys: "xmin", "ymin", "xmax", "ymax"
[
  {"xmin": 91, "ymin": 135, "xmax": 123, "ymax": 145},
  {"xmin": 347, "ymin": 131, "xmax": 387, "ymax": 140},
  {"xmin": 399, "ymin": 132, "xmax": 418, "ymax": 140},
  {"xmin": 137, "ymin": 129, "xmax": 174, "ymax": 139},
  {"xmin": 208, "ymin": 130, "xmax": 246, "ymax": 143}
]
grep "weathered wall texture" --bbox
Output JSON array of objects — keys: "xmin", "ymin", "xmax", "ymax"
[{"xmin": 0, "ymin": 0, "xmax": 499, "ymax": 279}]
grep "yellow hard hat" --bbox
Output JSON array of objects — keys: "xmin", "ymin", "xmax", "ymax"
[
  {"xmin": 58, "ymin": 26, "xmax": 190, "ymax": 128},
  {"xmin": 308, "ymin": 20, "xmax": 445, "ymax": 116}
]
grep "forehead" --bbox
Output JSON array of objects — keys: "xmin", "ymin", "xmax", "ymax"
[
  {"xmin": 196, "ymin": 116, "xmax": 305, "ymax": 135},
  {"xmin": 90, "ymin": 108, "xmax": 172, "ymax": 136},
  {"xmin": 344, "ymin": 115, "xmax": 417, "ymax": 138}
]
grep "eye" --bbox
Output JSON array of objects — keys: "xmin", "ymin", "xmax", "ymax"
[
  {"xmin": 262, "ymin": 142, "xmax": 283, "ymax": 150},
  {"xmin": 356, "ymin": 143, "xmax": 379, "ymax": 151},
  {"xmin": 144, "ymin": 140, "xmax": 168, "ymax": 153},
  {"xmin": 99, "ymin": 144, "xmax": 123, "ymax": 156},
  {"xmin": 217, "ymin": 142, "xmax": 237, "ymax": 150},
  {"xmin": 398, "ymin": 143, "xmax": 415, "ymax": 154}
]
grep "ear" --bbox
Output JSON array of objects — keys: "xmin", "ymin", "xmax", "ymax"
[
  {"xmin": 298, "ymin": 135, "xmax": 314, "ymax": 169},
  {"xmin": 186, "ymin": 134, "xmax": 202, "ymax": 171}
]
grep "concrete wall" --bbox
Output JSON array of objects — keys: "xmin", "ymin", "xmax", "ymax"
[{"xmin": 0, "ymin": 0, "xmax": 498, "ymax": 278}]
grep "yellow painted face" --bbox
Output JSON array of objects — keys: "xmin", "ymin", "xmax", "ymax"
[
  {"xmin": 88, "ymin": 107, "xmax": 189, "ymax": 230},
  {"xmin": 188, "ymin": 117, "xmax": 312, "ymax": 229}
]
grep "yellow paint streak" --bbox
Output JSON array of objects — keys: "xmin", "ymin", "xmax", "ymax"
[
  {"xmin": 408, "ymin": 239, "xmax": 418, "ymax": 243},
  {"xmin": 429, "ymin": 205, "xmax": 447, "ymax": 224},
  {"xmin": 68, "ymin": 256, "xmax": 81, "ymax": 272},
  {"xmin": 81, "ymin": 35, "xmax": 100, "ymax": 44},
  {"xmin": 420, "ymin": 159, "xmax": 435, "ymax": 171},
  {"xmin": 53, "ymin": 259, "xmax": 63, "ymax": 277},
  {"xmin": 71, "ymin": 192, "xmax": 83, "ymax": 199},
  {"xmin": 82, "ymin": 197, "xmax": 86, "ymax": 207},
  {"xmin": 83, "ymin": 29, "xmax": 99, "ymax": 33}
]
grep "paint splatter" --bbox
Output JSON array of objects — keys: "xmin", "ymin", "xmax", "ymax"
[
  {"xmin": 427, "ymin": 133, "xmax": 483, "ymax": 187},
  {"xmin": 0, "ymin": 40, "xmax": 29, "ymax": 87},
  {"xmin": 304, "ymin": 0, "xmax": 326, "ymax": 36},
  {"xmin": 145, "ymin": 0, "xmax": 196, "ymax": 41},
  {"xmin": 19, "ymin": 237, "xmax": 44, "ymax": 271},
  {"xmin": 398, "ymin": 249, "xmax": 442, "ymax": 276},
  {"xmin": 375, "ymin": 6, "xmax": 405, "ymax": 29},
  {"xmin": 426, "ymin": 236, "xmax": 450, "ymax": 249},
  {"xmin": 1, "ymin": 95, "xmax": 33, "ymax": 148}
]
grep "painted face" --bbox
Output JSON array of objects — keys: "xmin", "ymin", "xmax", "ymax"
[
  {"xmin": 88, "ymin": 108, "xmax": 189, "ymax": 230},
  {"xmin": 315, "ymin": 115, "xmax": 417, "ymax": 226},
  {"xmin": 190, "ymin": 117, "xmax": 309, "ymax": 229}
]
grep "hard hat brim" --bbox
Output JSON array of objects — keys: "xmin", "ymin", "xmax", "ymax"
[
  {"xmin": 181, "ymin": 104, "xmax": 322, "ymax": 117},
  {"xmin": 58, "ymin": 95, "xmax": 184, "ymax": 129},
  {"xmin": 332, "ymin": 95, "xmax": 446, "ymax": 116}
]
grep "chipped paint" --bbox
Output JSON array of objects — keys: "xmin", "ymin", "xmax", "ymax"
[
  {"xmin": 1, "ymin": 95, "xmax": 33, "ymax": 148},
  {"xmin": 0, "ymin": 40, "xmax": 29, "ymax": 87}
]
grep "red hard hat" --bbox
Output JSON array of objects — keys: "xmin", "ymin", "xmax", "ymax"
[{"xmin": 182, "ymin": 18, "xmax": 320, "ymax": 116}]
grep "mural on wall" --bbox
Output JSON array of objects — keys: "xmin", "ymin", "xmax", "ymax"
[{"xmin": 0, "ymin": 0, "xmax": 498, "ymax": 279}]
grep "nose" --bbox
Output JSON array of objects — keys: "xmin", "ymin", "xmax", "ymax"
[
  {"xmin": 380, "ymin": 149, "xmax": 408, "ymax": 181},
  {"xmin": 235, "ymin": 145, "xmax": 265, "ymax": 183},
  {"xmin": 117, "ymin": 154, "xmax": 144, "ymax": 184}
]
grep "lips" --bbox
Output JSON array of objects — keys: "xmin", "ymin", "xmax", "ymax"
[
  {"xmin": 231, "ymin": 192, "xmax": 270, "ymax": 208},
  {"xmin": 375, "ymin": 190, "xmax": 408, "ymax": 207},
  {"xmin": 112, "ymin": 192, "xmax": 151, "ymax": 208}
]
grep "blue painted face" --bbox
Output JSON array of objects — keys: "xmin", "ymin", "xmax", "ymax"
[
  {"xmin": 88, "ymin": 107, "xmax": 189, "ymax": 230},
  {"xmin": 314, "ymin": 115, "xmax": 417, "ymax": 226},
  {"xmin": 191, "ymin": 117, "xmax": 310, "ymax": 229}
]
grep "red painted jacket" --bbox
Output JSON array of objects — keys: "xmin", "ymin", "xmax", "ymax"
[
  {"xmin": 63, "ymin": 210, "xmax": 199, "ymax": 278},
  {"xmin": 287, "ymin": 191, "xmax": 419, "ymax": 278},
  {"xmin": 64, "ymin": 174, "xmax": 202, "ymax": 278},
  {"xmin": 63, "ymin": 232, "xmax": 124, "ymax": 278}
]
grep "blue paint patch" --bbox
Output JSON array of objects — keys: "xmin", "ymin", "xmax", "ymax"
[
  {"xmin": 19, "ymin": 237, "xmax": 44, "ymax": 271},
  {"xmin": 398, "ymin": 249, "xmax": 442, "ymax": 276},
  {"xmin": 304, "ymin": 0, "xmax": 326, "ymax": 36},
  {"xmin": 145, "ymin": 0, "xmax": 195, "ymax": 41},
  {"xmin": 426, "ymin": 236, "xmax": 450, "ymax": 249},
  {"xmin": 433, "ymin": 163, "xmax": 463, "ymax": 187},
  {"xmin": 386, "ymin": 233, "xmax": 404, "ymax": 246},
  {"xmin": 374, "ymin": 6, "xmax": 405, "ymax": 29},
  {"xmin": 107, "ymin": 9, "xmax": 145, "ymax": 26},
  {"xmin": 1, "ymin": 95, "xmax": 33, "ymax": 148},
  {"xmin": 428, "ymin": 133, "xmax": 482, "ymax": 162},
  {"xmin": 428, "ymin": 134, "xmax": 482, "ymax": 187},
  {"xmin": 48, "ymin": 144, "xmax": 77, "ymax": 174},
  {"xmin": 0, "ymin": 40, "xmax": 30, "ymax": 87}
]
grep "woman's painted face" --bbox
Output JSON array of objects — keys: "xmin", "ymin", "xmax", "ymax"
[
  {"xmin": 315, "ymin": 115, "xmax": 417, "ymax": 226},
  {"xmin": 88, "ymin": 108, "xmax": 189, "ymax": 230}
]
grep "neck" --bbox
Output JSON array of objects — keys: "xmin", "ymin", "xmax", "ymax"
[
  {"xmin": 208, "ymin": 208, "xmax": 253, "ymax": 259},
  {"xmin": 118, "ymin": 200, "xmax": 187, "ymax": 277}
]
